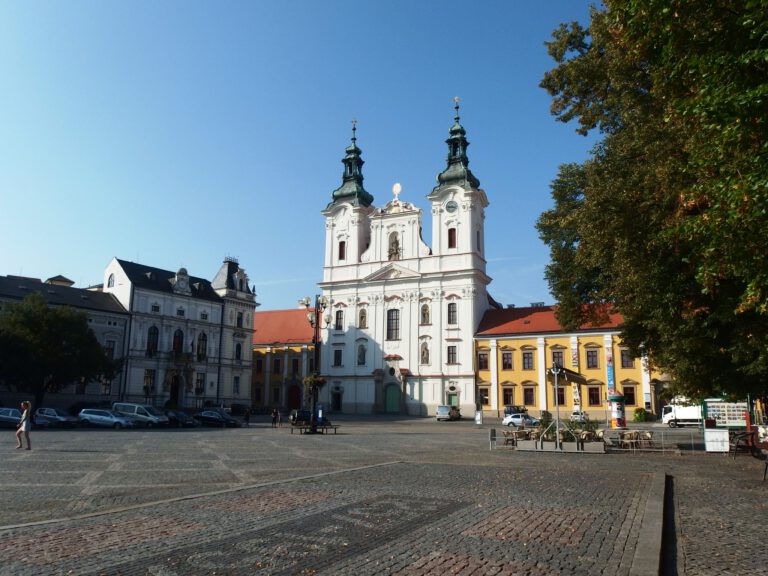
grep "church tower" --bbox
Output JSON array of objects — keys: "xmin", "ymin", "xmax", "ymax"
[{"xmin": 318, "ymin": 103, "xmax": 492, "ymax": 417}]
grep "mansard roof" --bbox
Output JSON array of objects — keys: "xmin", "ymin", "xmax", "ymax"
[
  {"xmin": 476, "ymin": 305, "xmax": 623, "ymax": 337},
  {"xmin": 253, "ymin": 308, "xmax": 315, "ymax": 346},
  {"xmin": 116, "ymin": 259, "xmax": 221, "ymax": 302},
  {"xmin": 0, "ymin": 275, "xmax": 127, "ymax": 315}
]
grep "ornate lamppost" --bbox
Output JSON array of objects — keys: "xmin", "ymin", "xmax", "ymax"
[
  {"xmin": 299, "ymin": 295, "xmax": 330, "ymax": 434},
  {"xmin": 549, "ymin": 362, "xmax": 564, "ymax": 451}
]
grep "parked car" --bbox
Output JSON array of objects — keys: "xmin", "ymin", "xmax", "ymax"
[
  {"xmin": 502, "ymin": 413, "xmax": 540, "ymax": 428},
  {"xmin": 112, "ymin": 403, "xmax": 169, "ymax": 427},
  {"xmin": 570, "ymin": 410, "xmax": 588, "ymax": 423},
  {"xmin": 289, "ymin": 409, "xmax": 331, "ymax": 427},
  {"xmin": 78, "ymin": 409, "xmax": 136, "ymax": 429},
  {"xmin": 194, "ymin": 410, "xmax": 241, "ymax": 427},
  {"xmin": 165, "ymin": 410, "xmax": 198, "ymax": 427},
  {"xmin": 34, "ymin": 407, "xmax": 79, "ymax": 428},
  {"xmin": 0, "ymin": 407, "xmax": 21, "ymax": 429},
  {"xmin": 435, "ymin": 405, "xmax": 461, "ymax": 421}
]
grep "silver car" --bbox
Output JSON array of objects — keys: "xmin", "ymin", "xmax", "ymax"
[
  {"xmin": 78, "ymin": 409, "xmax": 136, "ymax": 429},
  {"xmin": 35, "ymin": 407, "xmax": 79, "ymax": 428},
  {"xmin": 502, "ymin": 413, "xmax": 540, "ymax": 427}
]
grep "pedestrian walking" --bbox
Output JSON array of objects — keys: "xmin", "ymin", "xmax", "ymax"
[
  {"xmin": 243, "ymin": 409, "xmax": 251, "ymax": 427},
  {"xmin": 271, "ymin": 408, "xmax": 278, "ymax": 428},
  {"xmin": 277, "ymin": 411, "xmax": 282, "ymax": 428},
  {"xmin": 15, "ymin": 401, "xmax": 32, "ymax": 450}
]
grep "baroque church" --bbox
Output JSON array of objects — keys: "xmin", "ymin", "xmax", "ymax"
[{"xmin": 317, "ymin": 102, "xmax": 498, "ymax": 416}]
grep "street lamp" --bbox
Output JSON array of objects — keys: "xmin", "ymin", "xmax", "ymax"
[
  {"xmin": 549, "ymin": 362, "xmax": 564, "ymax": 451},
  {"xmin": 299, "ymin": 295, "xmax": 330, "ymax": 434}
]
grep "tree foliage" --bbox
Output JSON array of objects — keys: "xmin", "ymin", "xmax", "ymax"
[
  {"xmin": 0, "ymin": 293, "xmax": 118, "ymax": 407},
  {"xmin": 537, "ymin": 1, "xmax": 768, "ymax": 400}
]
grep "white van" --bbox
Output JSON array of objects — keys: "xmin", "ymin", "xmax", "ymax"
[{"xmin": 112, "ymin": 403, "xmax": 169, "ymax": 427}]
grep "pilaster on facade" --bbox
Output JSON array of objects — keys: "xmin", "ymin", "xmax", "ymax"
[{"xmin": 536, "ymin": 337, "xmax": 547, "ymax": 410}]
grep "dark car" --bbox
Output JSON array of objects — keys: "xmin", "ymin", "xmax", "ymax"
[
  {"xmin": 34, "ymin": 407, "xmax": 79, "ymax": 428},
  {"xmin": 194, "ymin": 410, "xmax": 241, "ymax": 427},
  {"xmin": 0, "ymin": 407, "xmax": 21, "ymax": 429},
  {"xmin": 166, "ymin": 410, "xmax": 198, "ymax": 427}
]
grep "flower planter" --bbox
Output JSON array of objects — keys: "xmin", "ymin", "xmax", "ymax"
[
  {"xmin": 582, "ymin": 441, "xmax": 606, "ymax": 453},
  {"xmin": 515, "ymin": 439, "xmax": 538, "ymax": 451}
]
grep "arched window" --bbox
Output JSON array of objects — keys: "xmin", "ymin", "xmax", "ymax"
[
  {"xmin": 196, "ymin": 333, "xmax": 207, "ymax": 360},
  {"xmin": 335, "ymin": 309, "xmax": 344, "ymax": 330},
  {"xmin": 146, "ymin": 326, "xmax": 159, "ymax": 357},
  {"xmin": 107, "ymin": 273, "xmax": 115, "ymax": 288},
  {"xmin": 235, "ymin": 342, "xmax": 242, "ymax": 360},
  {"xmin": 358, "ymin": 309, "xmax": 367, "ymax": 329},
  {"xmin": 448, "ymin": 227, "xmax": 457, "ymax": 249},
  {"xmin": 357, "ymin": 344, "xmax": 366, "ymax": 365},
  {"xmin": 421, "ymin": 342, "xmax": 430, "ymax": 364},
  {"xmin": 388, "ymin": 232, "xmax": 400, "ymax": 261},
  {"xmin": 172, "ymin": 329, "xmax": 184, "ymax": 354},
  {"xmin": 420, "ymin": 304, "xmax": 430, "ymax": 325},
  {"xmin": 338, "ymin": 241, "xmax": 346, "ymax": 261}
]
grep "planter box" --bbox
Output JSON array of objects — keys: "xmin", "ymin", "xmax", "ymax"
[
  {"xmin": 539, "ymin": 441, "xmax": 558, "ymax": 452},
  {"xmin": 582, "ymin": 441, "xmax": 606, "ymax": 453},
  {"xmin": 562, "ymin": 441, "xmax": 580, "ymax": 453},
  {"xmin": 515, "ymin": 439, "xmax": 538, "ymax": 451}
]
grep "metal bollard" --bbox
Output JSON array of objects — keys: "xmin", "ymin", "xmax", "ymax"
[{"xmin": 489, "ymin": 428, "xmax": 496, "ymax": 450}]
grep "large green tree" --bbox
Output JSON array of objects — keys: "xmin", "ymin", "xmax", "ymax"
[
  {"xmin": 537, "ymin": 1, "xmax": 768, "ymax": 401},
  {"xmin": 0, "ymin": 293, "xmax": 118, "ymax": 408}
]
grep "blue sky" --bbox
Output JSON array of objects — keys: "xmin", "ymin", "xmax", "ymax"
[{"xmin": 0, "ymin": 0, "xmax": 597, "ymax": 311}]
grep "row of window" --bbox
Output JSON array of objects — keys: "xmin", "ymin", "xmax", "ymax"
[
  {"xmin": 477, "ymin": 385, "xmax": 639, "ymax": 407},
  {"xmin": 337, "ymin": 229, "xmax": 459, "ymax": 263},
  {"xmin": 477, "ymin": 348, "xmax": 635, "ymax": 371},
  {"xmin": 142, "ymin": 369, "xmax": 240, "ymax": 396},
  {"xmin": 253, "ymin": 357, "xmax": 315, "ymax": 376},
  {"xmin": 145, "ymin": 327, "xmax": 243, "ymax": 360},
  {"xmin": 333, "ymin": 303, "xmax": 459, "ymax": 335}
]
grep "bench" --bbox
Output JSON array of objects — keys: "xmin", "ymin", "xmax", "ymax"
[{"xmin": 290, "ymin": 424, "xmax": 340, "ymax": 434}]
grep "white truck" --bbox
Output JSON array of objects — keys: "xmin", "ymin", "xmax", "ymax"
[{"xmin": 661, "ymin": 402, "xmax": 703, "ymax": 428}]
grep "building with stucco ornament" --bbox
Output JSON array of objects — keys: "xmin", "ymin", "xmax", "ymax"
[{"xmin": 317, "ymin": 103, "xmax": 497, "ymax": 416}]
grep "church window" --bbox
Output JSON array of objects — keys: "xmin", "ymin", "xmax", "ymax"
[
  {"xmin": 420, "ymin": 304, "xmax": 430, "ymax": 325},
  {"xmin": 235, "ymin": 342, "xmax": 242, "ymax": 360},
  {"xmin": 386, "ymin": 309, "xmax": 400, "ymax": 340},
  {"xmin": 233, "ymin": 376, "xmax": 240, "ymax": 395},
  {"xmin": 447, "ymin": 302, "xmax": 457, "ymax": 325},
  {"xmin": 447, "ymin": 345, "xmax": 457, "ymax": 364},
  {"xmin": 333, "ymin": 349, "xmax": 343, "ymax": 366},
  {"xmin": 237, "ymin": 311, "xmax": 243, "ymax": 328},
  {"xmin": 335, "ymin": 310, "xmax": 344, "ymax": 330},
  {"xmin": 338, "ymin": 241, "xmax": 346, "ymax": 261},
  {"xmin": 358, "ymin": 309, "xmax": 367, "ymax": 329},
  {"xmin": 448, "ymin": 227, "xmax": 457, "ymax": 249},
  {"xmin": 357, "ymin": 344, "xmax": 366, "ymax": 365}
]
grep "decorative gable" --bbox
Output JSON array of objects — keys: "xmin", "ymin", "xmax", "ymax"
[{"xmin": 362, "ymin": 263, "xmax": 421, "ymax": 282}]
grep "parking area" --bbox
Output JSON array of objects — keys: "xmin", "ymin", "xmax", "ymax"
[{"xmin": 1, "ymin": 417, "xmax": 766, "ymax": 575}]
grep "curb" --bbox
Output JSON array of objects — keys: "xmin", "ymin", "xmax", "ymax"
[{"xmin": 630, "ymin": 471, "xmax": 666, "ymax": 576}]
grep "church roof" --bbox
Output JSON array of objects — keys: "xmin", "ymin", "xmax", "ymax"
[
  {"xmin": 253, "ymin": 308, "xmax": 315, "ymax": 346},
  {"xmin": 476, "ymin": 305, "xmax": 623, "ymax": 336},
  {"xmin": 329, "ymin": 122, "xmax": 374, "ymax": 209},
  {"xmin": 0, "ymin": 275, "xmax": 127, "ymax": 315},
  {"xmin": 115, "ymin": 259, "xmax": 221, "ymax": 302}
]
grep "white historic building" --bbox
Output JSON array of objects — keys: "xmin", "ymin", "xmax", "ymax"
[
  {"xmin": 103, "ymin": 257, "xmax": 256, "ymax": 409},
  {"xmin": 318, "ymin": 105, "xmax": 496, "ymax": 416}
]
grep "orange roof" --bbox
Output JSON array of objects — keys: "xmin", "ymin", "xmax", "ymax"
[
  {"xmin": 476, "ymin": 305, "xmax": 623, "ymax": 336},
  {"xmin": 253, "ymin": 309, "xmax": 315, "ymax": 346}
]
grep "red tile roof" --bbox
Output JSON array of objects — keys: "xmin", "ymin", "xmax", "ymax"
[
  {"xmin": 253, "ymin": 309, "xmax": 315, "ymax": 345},
  {"xmin": 476, "ymin": 305, "xmax": 623, "ymax": 336}
]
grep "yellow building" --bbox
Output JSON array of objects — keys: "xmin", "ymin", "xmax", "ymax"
[
  {"xmin": 252, "ymin": 309, "xmax": 316, "ymax": 412},
  {"xmin": 475, "ymin": 305, "xmax": 664, "ymax": 421}
]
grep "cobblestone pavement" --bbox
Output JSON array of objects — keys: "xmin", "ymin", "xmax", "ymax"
[{"xmin": 0, "ymin": 417, "xmax": 766, "ymax": 575}]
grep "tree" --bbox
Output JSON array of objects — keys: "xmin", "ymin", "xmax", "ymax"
[
  {"xmin": 0, "ymin": 293, "xmax": 118, "ymax": 408},
  {"xmin": 537, "ymin": 1, "xmax": 768, "ymax": 402}
]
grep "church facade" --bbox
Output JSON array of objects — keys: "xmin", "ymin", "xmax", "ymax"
[{"xmin": 317, "ymin": 105, "xmax": 497, "ymax": 417}]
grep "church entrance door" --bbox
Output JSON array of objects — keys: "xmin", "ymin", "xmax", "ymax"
[{"xmin": 384, "ymin": 384, "xmax": 400, "ymax": 413}]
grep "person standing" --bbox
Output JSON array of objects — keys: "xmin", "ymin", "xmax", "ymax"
[
  {"xmin": 243, "ymin": 409, "xmax": 251, "ymax": 428},
  {"xmin": 15, "ymin": 401, "xmax": 31, "ymax": 450},
  {"xmin": 271, "ymin": 408, "xmax": 278, "ymax": 428}
]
